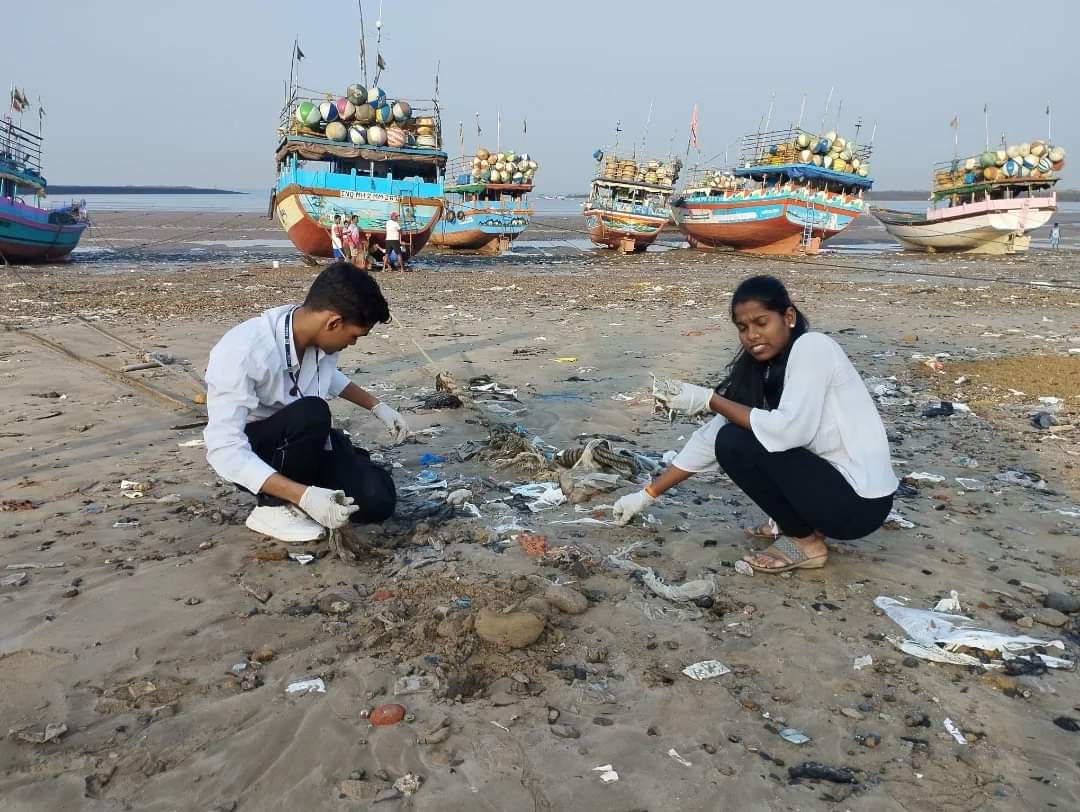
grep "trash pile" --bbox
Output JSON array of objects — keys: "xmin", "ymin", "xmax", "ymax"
[
  {"xmin": 934, "ymin": 141, "xmax": 1066, "ymax": 191},
  {"xmin": 291, "ymin": 84, "xmax": 438, "ymax": 149},
  {"xmin": 596, "ymin": 153, "xmax": 681, "ymax": 188}
]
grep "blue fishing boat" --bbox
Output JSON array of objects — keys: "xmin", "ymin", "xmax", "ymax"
[
  {"xmin": 271, "ymin": 73, "xmax": 446, "ymax": 259},
  {"xmin": 0, "ymin": 114, "xmax": 87, "ymax": 263},
  {"xmin": 430, "ymin": 151, "xmax": 537, "ymax": 254}
]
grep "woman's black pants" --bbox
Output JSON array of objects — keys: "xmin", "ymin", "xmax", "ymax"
[
  {"xmin": 714, "ymin": 424, "xmax": 892, "ymax": 540},
  {"xmin": 243, "ymin": 397, "xmax": 396, "ymax": 523}
]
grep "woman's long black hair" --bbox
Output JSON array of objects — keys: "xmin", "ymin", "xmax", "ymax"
[{"xmin": 716, "ymin": 275, "xmax": 809, "ymax": 408}]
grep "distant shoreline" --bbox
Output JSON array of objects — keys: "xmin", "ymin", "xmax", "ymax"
[{"xmin": 48, "ymin": 185, "xmax": 242, "ymax": 195}]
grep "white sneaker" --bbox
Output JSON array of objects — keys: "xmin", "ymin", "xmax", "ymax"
[{"xmin": 245, "ymin": 505, "xmax": 324, "ymax": 543}]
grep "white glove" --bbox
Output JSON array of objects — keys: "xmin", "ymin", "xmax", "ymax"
[
  {"xmin": 655, "ymin": 381, "xmax": 714, "ymax": 416},
  {"xmin": 299, "ymin": 486, "xmax": 358, "ymax": 529},
  {"xmin": 372, "ymin": 402, "xmax": 409, "ymax": 444},
  {"xmin": 612, "ymin": 488, "xmax": 657, "ymax": 526}
]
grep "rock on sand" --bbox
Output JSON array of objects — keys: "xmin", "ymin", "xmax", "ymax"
[{"xmin": 474, "ymin": 608, "xmax": 545, "ymax": 648}]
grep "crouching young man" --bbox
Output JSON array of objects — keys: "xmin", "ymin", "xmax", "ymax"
[{"xmin": 203, "ymin": 262, "xmax": 409, "ymax": 542}]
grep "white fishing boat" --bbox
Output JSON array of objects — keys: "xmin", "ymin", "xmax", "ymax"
[{"xmin": 874, "ymin": 139, "xmax": 1065, "ymax": 255}]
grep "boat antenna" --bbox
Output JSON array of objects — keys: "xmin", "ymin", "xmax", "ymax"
[
  {"xmin": 458, "ymin": 120, "xmax": 464, "ymax": 160},
  {"xmin": 983, "ymin": 103, "xmax": 989, "ymax": 151},
  {"xmin": 373, "ymin": 0, "xmax": 384, "ymax": 85},
  {"xmin": 869, "ymin": 120, "xmax": 878, "ymax": 148},
  {"xmin": 819, "ymin": 85, "xmax": 834, "ymax": 134},
  {"xmin": 852, "ymin": 117, "xmax": 862, "ymax": 148},
  {"xmin": 288, "ymin": 35, "xmax": 298, "ymax": 100},
  {"xmin": 1046, "ymin": 101, "xmax": 1052, "ymax": 142},
  {"xmin": 358, "ymin": 1, "xmax": 368, "ymax": 86},
  {"xmin": 796, "ymin": 93, "xmax": 807, "ymax": 131},
  {"xmin": 834, "ymin": 98, "xmax": 843, "ymax": 132},
  {"xmin": 496, "ymin": 110, "xmax": 501, "ymax": 153},
  {"xmin": 640, "ymin": 98, "xmax": 654, "ymax": 158},
  {"xmin": 613, "ymin": 120, "xmax": 622, "ymax": 155}
]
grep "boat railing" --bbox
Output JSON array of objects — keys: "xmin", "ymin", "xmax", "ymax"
[
  {"xmin": 277, "ymin": 89, "xmax": 442, "ymax": 147},
  {"xmin": 678, "ymin": 167, "xmax": 741, "ymax": 194},
  {"xmin": 0, "ymin": 118, "xmax": 44, "ymax": 177},
  {"xmin": 739, "ymin": 128, "xmax": 873, "ymax": 168}
]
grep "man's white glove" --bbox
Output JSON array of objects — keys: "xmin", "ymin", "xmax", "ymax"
[
  {"xmin": 299, "ymin": 486, "xmax": 358, "ymax": 529},
  {"xmin": 654, "ymin": 380, "xmax": 714, "ymax": 416},
  {"xmin": 372, "ymin": 402, "xmax": 409, "ymax": 444},
  {"xmin": 612, "ymin": 488, "xmax": 657, "ymax": 526}
]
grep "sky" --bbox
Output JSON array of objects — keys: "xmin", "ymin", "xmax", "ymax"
[{"xmin": 5, "ymin": 0, "xmax": 1077, "ymax": 193}]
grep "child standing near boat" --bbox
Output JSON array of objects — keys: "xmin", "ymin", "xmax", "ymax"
[{"xmin": 1050, "ymin": 222, "xmax": 1061, "ymax": 249}]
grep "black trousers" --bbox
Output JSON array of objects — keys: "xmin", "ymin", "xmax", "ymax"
[
  {"xmin": 714, "ymin": 424, "xmax": 892, "ymax": 540},
  {"xmin": 243, "ymin": 397, "xmax": 396, "ymax": 524}
]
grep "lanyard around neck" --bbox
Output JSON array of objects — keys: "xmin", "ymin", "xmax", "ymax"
[{"xmin": 283, "ymin": 307, "xmax": 319, "ymax": 397}]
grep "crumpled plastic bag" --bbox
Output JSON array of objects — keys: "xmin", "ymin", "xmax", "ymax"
[
  {"xmin": 557, "ymin": 439, "xmax": 629, "ymax": 503},
  {"xmin": 874, "ymin": 596, "xmax": 1071, "ymax": 669},
  {"xmin": 608, "ymin": 541, "xmax": 716, "ymax": 602}
]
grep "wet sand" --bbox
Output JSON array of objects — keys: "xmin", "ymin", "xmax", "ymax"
[{"xmin": 2, "ymin": 216, "xmax": 1079, "ymax": 811}]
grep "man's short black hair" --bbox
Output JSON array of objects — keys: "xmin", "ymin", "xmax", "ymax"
[{"xmin": 304, "ymin": 262, "xmax": 390, "ymax": 327}]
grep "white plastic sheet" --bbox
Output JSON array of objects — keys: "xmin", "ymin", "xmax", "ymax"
[
  {"xmin": 608, "ymin": 542, "xmax": 716, "ymax": 602},
  {"xmin": 875, "ymin": 596, "xmax": 1070, "ymax": 669}
]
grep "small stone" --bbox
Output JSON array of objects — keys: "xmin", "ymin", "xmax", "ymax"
[
  {"xmin": 840, "ymin": 708, "xmax": 865, "ymax": 721},
  {"xmin": 373, "ymin": 787, "xmax": 403, "ymax": 803},
  {"xmin": 859, "ymin": 732, "xmax": 881, "ymax": 748},
  {"xmin": 1044, "ymin": 592, "xmax": 1080, "ymax": 614},
  {"xmin": 251, "ymin": 645, "xmax": 275, "ymax": 663},
  {"xmin": 592, "ymin": 716, "xmax": 614, "ymax": 727},
  {"xmin": 1016, "ymin": 615, "xmax": 1035, "ymax": 629},
  {"xmin": 317, "ymin": 593, "xmax": 353, "ymax": 615},
  {"xmin": 999, "ymin": 607, "xmax": 1024, "ymax": 622},
  {"xmin": 702, "ymin": 743, "xmax": 717, "ymax": 755},
  {"xmin": 902, "ymin": 656, "xmax": 920, "ymax": 668},
  {"xmin": 550, "ymin": 724, "xmax": 580, "ymax": 739},
  {"xmin": 663, "ymin": 640, "xmax": 680, "ymax": 651},
  {"xmin": 184, "ymin": 597, "xmax": 201, "ymax": 606},
  {"xmin": 199, "ymin": 541, "xmax": 214, "ymax": 550},
  {"xmin": 1032, "ymin": 608, "xmax": 1069, "ymax": 628},
  {"xmin": 543, "ymin": 585, "xmax": 589, "ymax": 615},
  {"xmin": 62, "ymin": 587, "xmax": 80, "ymax": 598},
  {"xmin": 547, "ymin": 707, "xmax": 560, "ymax": 724},
  {"xmin": 241, "ymin": 581, "xmax": 272, "ymax": 603},
  {"xmin": 369, "ymin": 703, "xmax": 406, "ymax": 727},
  {"xmin": 1052, "ymin": 716, "xmax": 1080, "ymax": 733}
]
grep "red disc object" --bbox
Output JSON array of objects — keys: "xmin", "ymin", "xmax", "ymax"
[{"xmin": 369, "ymin": 703, "xmax": 406, "ymax": 726}]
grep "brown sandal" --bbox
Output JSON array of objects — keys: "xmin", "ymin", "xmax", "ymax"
[{"xmin": 745, "ymin": 538, "xmax": 827, "ymax": 574}]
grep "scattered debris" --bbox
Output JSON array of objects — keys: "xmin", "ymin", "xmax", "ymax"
[
  {"xmin": 592, "ymin": 764, "xmax": 619, "ymax": 784},
  {"xmin": 0, "ymin": 499, "xmax": 35, "ymax": 512},
  {"xmin": 779, "ymin": 728, "xmax": 812, "ymax": 745},
  {"xmin": 8, "ymin": 722, "xmax": 68, "ymax": 744},
  {"xmin": 667, "ymin": 748, "xmax": 693, "ymax": 767},
  {"xmin": 943, "ymin": 718, "xmax": 967, "ymax": 745},
  {"xmin": 285, "ymin": 678, "xmax": 326, "ymax": 695},
  {"xmin": 788, "ymin": 762, "xmax": 858, "ymax": 784},
  {"xmin": 853, "ymin": 655, "xmax": 873, "ymax": 671},
  {"xmin": 682, "ymin": 660, "xmax": 731, "ymax": 681}
]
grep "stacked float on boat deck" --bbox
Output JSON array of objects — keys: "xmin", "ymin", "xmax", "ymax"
[
  {"xmin": 584, "ymin": 151, "xmax": 681, "ymax": 253},
  {"xmin": 874, "ymin": 139, "xmax": 1066, "ymax": 254},
  {"xmin": 273, "ymin": 82, "xmax": 447, "ymax": 259},
  {"xmin": 0, "ymin": 116, "xmax": 88, "ymax": 264},
  {"xmin": 430, "ymin": 148, "xmax": 540, "ymax": 254},
  {"xmin": 672, "ymin": 127, "xmax": 873, "ymax": 255}
]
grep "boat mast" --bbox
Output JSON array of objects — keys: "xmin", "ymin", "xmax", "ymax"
[
  {"xmin": 796, "ymin": 93, "xmax": 807, "ymax": 131},
  {"xmin": 358, "ymin": 1, "xmax": 368, "ymax": 86},
  {"xmin": 819, "ymin": 86, "xmax": 834, "ymax": 134},
  {"xmin": 983, "ymin": 103, "xmax": 989, "ymax": 151}
]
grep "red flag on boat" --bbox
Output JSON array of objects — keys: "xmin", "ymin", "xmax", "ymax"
[
  {"xmin": 689, "ymin": 104, "xmax": 699, "ymax": 150},
  {"xmin": 10, "ymin": 88, "xmax": 28, "ymax": 113},
  {"xmin": 948, "ymin": 115, "xmax": 958, "ymax": 129}
]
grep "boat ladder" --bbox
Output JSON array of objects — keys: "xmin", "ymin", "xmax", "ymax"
[{"xmin": 800, "ymin": 199, "xmax": 816, "ymax": 252}]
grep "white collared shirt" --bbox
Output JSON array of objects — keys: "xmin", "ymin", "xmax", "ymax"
[
  {"xmin": 203, "ymin": 304, "xmax": 351, "ymax": 494},
  {"xmin": 672, "ymin": 332, "xmax": 898, "ymax": 499}
]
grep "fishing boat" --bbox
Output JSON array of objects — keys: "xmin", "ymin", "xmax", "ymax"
[
  {"xmin": 672, "ymin": 127, "xmax": 873, "ymax": 255},
  {"xmin": 430, "ymin": 149, "xmax": 537, "ymax": 254},
  {"xmin": 0, "ymin": 115, "xmax": 87, "ymax": 263},
  {"xmin": 583, "ymin": 151, "xmax": 679, "ymax": 253},
  {"xmin": 271, "ymin": 60, "xmax": 446, "ymax": 260},
  {"xmin": 874, "ymin": 140, "xmax": 1065, "ymax": 254}
]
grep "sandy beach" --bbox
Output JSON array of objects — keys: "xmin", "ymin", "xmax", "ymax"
[{"xmin": 2, "ymin": 216, "xmax": 1079, "ymax": 811}]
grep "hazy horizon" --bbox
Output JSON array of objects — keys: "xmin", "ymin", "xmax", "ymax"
[{"xmin": 7, "ymin": 1, "xmax": 1076, "ymax": 194}]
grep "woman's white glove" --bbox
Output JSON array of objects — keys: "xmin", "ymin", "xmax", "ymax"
[
  {"xmin": 372, "ymin": 402, "xmax": 409, "ymax": 444},
  {"xmin": 612, "ymin": 488, "xmax": 657, "ymax": 525},
  {"xmin": 655, "ymin": 381, "xmax": 714, "ymax": 416},
  {"xmin": 299, "ymin": 486, "xmax": 358, "ymax": 529}
]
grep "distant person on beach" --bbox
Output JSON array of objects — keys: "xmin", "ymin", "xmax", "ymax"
[
  {"xmin": 330, "ymin": 214, "xmax": 346, "ymax": 260},
  {"xmin": 612, "ymin": 275, "xmax": 897, "ymax": 573},
  {"xmin": 347, "ymin": 215, "xmax": 363, "ymax": 265},
  {"xmin": 1050, "ymin": 222, "xmax": 1061, "ymax": 249},
  {"xmin": 384, "ymin": 212, "xmax": 404, "ymax": 271},
  {"xmin": 203, "ymin": 264, "xmax": 407, "ymax": 542}
]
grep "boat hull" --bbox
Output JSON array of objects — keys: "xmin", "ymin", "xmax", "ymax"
[
  {"xmin": 273, "ymin": 177, "xmax": 443, "ymax": 259},
  {"xmin": 874, "ymin": 197, "xmax": 1056, "ymax": 254},
  {"xmin": 672, "ymin": 191, "xmax": 864, "ymax": 255},
  {"xmin": 584, "ymin": 208, "xmax": 667, "ymax": 252},
  {"xmin": 430, "ymin": 203, "xmax": 531, "ymax": 254},
  {"xmin": 0, "ymin": 200, "xmax": 87, "ymax": 263}
]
